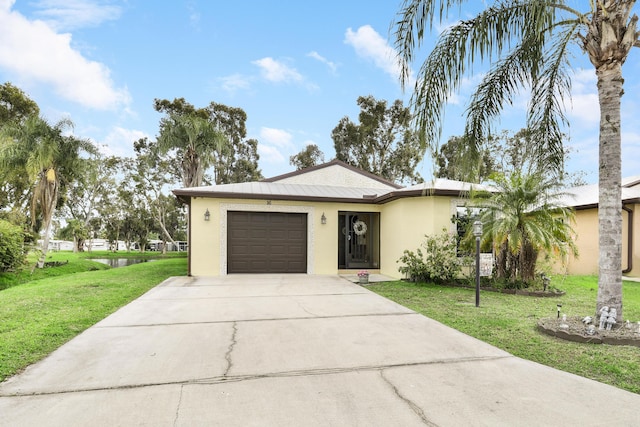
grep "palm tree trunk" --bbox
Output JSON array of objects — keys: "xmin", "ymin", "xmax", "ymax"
[
  {"xmin": 35, "ymin": 177, "xmax": 58, "ymax": 269},
  {"xmin": 596, "ymin": 64, "xmax": 624, "ymax": 321},
  {"xmin": 36, "ymin": 204, "xmax": 55, "ymax": 269}
]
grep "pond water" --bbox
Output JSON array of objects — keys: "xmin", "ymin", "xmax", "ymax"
[{"xmin": 90, "ymin": 258, "xmax": 154, "ymax": 268}]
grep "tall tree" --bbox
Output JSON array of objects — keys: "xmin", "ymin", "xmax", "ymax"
[
  {"xmin": 0, "ymin": 82, "xmax": 39, "ymax": 125},
  {"xmin": 332, "ymin": 95, "xmax": 425, "ymax": 184},
  {"xmin": 436, "ymin": 129, "xmax": 587, "ymax": 186},
  {"xmin": 290, "ymin": 144, "xmax": 325, "ymax": 170},
  {"xmin": 434, "ymin": 134, "xmax": 496, "ymax": 182},
  {"xmin": 156, "ymin": 112, "xmax": 225, "ymax": 188},
  {"xmin": 0, "ymin": 116, "xmax": 96, "ymax": 267},
  {"xmin": 0, "ymin": 83, "xmax": 40, "ymax": 212},
  {"xmin": 60, "ymin": 153, "xmax": 120, "ymax": 251},
  {"xmin": 394, "ymin": 0, "xmax": 639, "ymax": 321},
  {"xmin": 206, "ymin": 102, "xmax": 262, "ymax": 184},
  {"xmin": 130, "ymin": 137, "xmax": 183, "ymax": 250},
  {"xmin": 155, "ymin": 98, "xmax": 261, "ymax": 185}
]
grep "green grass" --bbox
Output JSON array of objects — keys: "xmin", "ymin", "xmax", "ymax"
[
  {"xmin": 368, "ymin": 275, "xmax": 640, "ymax": 394},
  {"xmin": 0, "ymin": 250, "xmax": 186, "ymax": 290},
  {"xmin": 0, "ymin": 254, "xmax": 187, "ymax": 382}
]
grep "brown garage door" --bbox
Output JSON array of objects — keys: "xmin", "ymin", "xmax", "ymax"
[{"xmin": 227, "ymin": 211, "xmax": 307, "ymax": 273}]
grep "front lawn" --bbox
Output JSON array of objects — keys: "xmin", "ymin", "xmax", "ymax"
[{"xmin": 368, "ymin": 275, "xmax": 640, "ymax": 394}]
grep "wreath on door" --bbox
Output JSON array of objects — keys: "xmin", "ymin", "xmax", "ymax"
[{"xmin": 353, "ymin": 220, "xmax": 367, "ymax": 236}]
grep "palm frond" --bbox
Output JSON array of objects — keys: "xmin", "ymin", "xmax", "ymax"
[
  {"xmin": 407, "ymin": 1, "xmax": 559, "ymax": 151},
  {"xmin": 527, "ymin": 20, "xmax": 579, "ymax": 175},
  {"xmin": 393, "ymin": 0, "xmax": 470, "ymax": 87}
]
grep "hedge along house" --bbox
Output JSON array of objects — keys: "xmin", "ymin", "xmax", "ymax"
[
  {"xmin": 173, "ymin": 160, "xmax": 480, "ymax": 278},
  {"xmin": 555, "ymin": 176, "xmax": 640, "ymax": 277}
]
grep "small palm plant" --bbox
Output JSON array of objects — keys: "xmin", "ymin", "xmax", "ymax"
[{"xmin": 472, "ymin": 172, "xmax": 577, "ymax": 285}]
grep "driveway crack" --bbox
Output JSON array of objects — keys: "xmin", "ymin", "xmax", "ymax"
[
  {"xmin": 224, "ymin": 322, "xmax": 238, "ymax": 377},
  {"xmin": 291, "ymin": 296, "xmax": 319, "ymax": 317},
  {"xmin": 172, "ymin": 384, "xmax": 184, "ymax": 426},
  {"xmin": 379, "ymin": 370, "xmax": 438, "ymax": 426}
]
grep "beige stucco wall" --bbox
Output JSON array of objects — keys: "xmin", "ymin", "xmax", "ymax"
[
  {"xmin": 188, "ymin": 194, "xmax": 460, "ymax": 278},
  {"xmin": 628, "ymin": 204, "xmax": 640, "ymax": 277},
  {"xmin": 555, "ymin": 206, "xmax": 635, "ymax": 276},
  {"xmin": 379, "ymin": 196, "xmax": 455, "ymax": 278}
]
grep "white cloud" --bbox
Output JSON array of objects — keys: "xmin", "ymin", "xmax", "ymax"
[
  {"xmin": 307, "ymin": 51, "xmax": 337, "ymax": 73},
  {"xmin": 100, "ymin": 126, "xmax": 149, "ymax": 157},
  {"xmin": 252, "ymin": 57, "xmax": 303, "ymax": 84},
  {"xmin": 257, "ymin": 144, "xmax": 286, "ymax": 163},
  {"xmin": 0, "ymin": 2, "xmax": 130, "ymax": 110},
  {"xmin": 31, "ymin": 0, "xmax": 121, "ymax": 31},
  {"xmin": 219, "ymin": 73, "xmax": 252, "ymax": 93},
  {"xmin": 260, "ymin": 127, "xmax": 294, "ymax": 148},
  {"xmin": 256, "ymin": 127, "xmax": 297, "ymax": 166},
  {"xmin": 185, "ymin": 1, "xmax": 200, "ymax": 30},
  {"xmin": 344, "ymin": 25, "xmax": 411, "ymax": 84}
]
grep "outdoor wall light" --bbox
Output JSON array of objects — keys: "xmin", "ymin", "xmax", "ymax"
[
  {"xmin": 204, "ymin": 208, "xmax": 210, "ymax": 221},
  {"xmin": 321, "ymin": 212, "xmax": 327, "ymax": 225}
]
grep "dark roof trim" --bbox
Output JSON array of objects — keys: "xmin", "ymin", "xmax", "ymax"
[
  {"xmin": 173, "ymin": 189, "xmax": 381, "ymax": 204},
  {"xmin": 570, "ymin": 199, "xmax": 640, "ymax": 211},
  {"xmin": 261, "ymin": 159, "xmax": 404, "ymax": 190},
  {"xmin": 374, "ymin": 188, "xmax": 471, "ymax": 203},
  {"xmin": 172, "ymin": 187, "xmax": 469, "ymax": 204}
]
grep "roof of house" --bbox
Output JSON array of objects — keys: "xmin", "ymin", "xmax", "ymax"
[
  {"xmin": 622, "ymin": 175, "xmax": 640, "ymax": 188},
  {"xmin": 262, "ymin": 159, "xmax": 403, "ymax": 190},
  {"xmin": 172, "ymin": 160, "xmax": 487, "ymax": 204},
  {"xmin": 559, "ymin": 182, "xmax": 640, "ymax": 209}
]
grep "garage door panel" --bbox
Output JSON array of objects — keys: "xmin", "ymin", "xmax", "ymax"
[
  {"xmin": 227, "ymin": 211, "xmax": 307, "ymax": 274},
  {"xmin": 228, "ymin": 245, "xmax": 250, "ymax": 256},
  {"xmin": 249, "ymin": 229, "xmax": 267, "ymax": 239},
  {"xmin": 269, "ymin": 229, "xmax": 287, "ymax": 240},
  {"xmin": 287, "ymin": 229, "xmax": 305, "ymax": 239}
]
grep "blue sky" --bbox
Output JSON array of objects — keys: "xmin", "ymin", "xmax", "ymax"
[{"xmin": 1, "ymin": 0, "xmax": 639, "ymax": 184}]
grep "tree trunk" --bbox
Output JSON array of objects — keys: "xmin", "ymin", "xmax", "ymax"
[
  {"xmin": 596, "ymin": 65, "xmax": 623, "ymax": 321},
  {"xmin": 519, "ymin": 240, "xmax": 538, "ymax": 283},
  {"xmin": 36, "ymin": 210, "xmax": 54, "ymax": 269},
  {"xmin": 35, "ymin": 179, "xmax": 58, "ymax": 269}
]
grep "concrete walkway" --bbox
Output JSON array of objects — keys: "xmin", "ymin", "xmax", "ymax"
[{"xmin": 1, "ymin": 275, "xmax": 639, "ymax": 426}]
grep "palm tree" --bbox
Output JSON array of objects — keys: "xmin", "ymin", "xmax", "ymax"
[
  {"xmin": 156, "ymin": 113, "xmax": 226, "ymax": 188},
  {"xmin": 473, "ymin": 172, "xmax": 577, "ymax": 284},
  {"xmin": 0, "ymin": 116, "xmax": 96, "ymax": 267},
  {"xmin": 394, "ymin": 0, "xmax": 639, "ymax": 320}
]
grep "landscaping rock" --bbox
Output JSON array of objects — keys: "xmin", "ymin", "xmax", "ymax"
[{"xmin": 537, "ymin": 316, "xmax": 640, "ymax": 347}]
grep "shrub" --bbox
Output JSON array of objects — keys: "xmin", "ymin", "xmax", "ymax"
[
  {"xmin": 397, "ymin": 230, "xmax": 462, "ymax": 284},
  {"xmin": 0, "ymin": 219, "xmax": 26, "ymax": 272}
]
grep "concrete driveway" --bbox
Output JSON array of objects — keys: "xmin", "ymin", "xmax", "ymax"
[{"xmin": 1, "ymin": 275, "xmax": 639, "ymax": 426}]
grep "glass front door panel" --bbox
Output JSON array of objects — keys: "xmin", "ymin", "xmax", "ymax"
[{"xmin": 339, "ymin": 212, "xmax": 379, "ymax": 270}]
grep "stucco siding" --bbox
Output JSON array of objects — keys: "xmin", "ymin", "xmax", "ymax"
[
  {"xmin": 557, "ymin": 207, "xmax": 634, "ymax": 276},
  {"xmin": 379, "ymin": 196, "xmax": 454, "ymax": 279},
  {"xmin": 629, "ymin": 204, "xmax": 640, "ymax": 277},
  {"xmin": 190, "ymin": 197, "xmax": 221, "ymax": 276}
]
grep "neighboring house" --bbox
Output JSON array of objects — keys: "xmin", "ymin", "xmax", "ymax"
[
  {"xmin": 173, "ymin": 160, "xmax": 482, "ymax": 278},
  {"xmin": 557, "ymin": 176, "xmax": 640, "ymax": 277}
]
